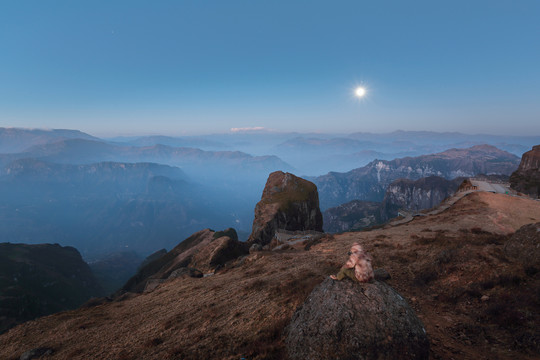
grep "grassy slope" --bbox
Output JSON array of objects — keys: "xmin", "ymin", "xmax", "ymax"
[{"xmin": 1, "ymin": 192, "xmax": 539, "ymax": 359}]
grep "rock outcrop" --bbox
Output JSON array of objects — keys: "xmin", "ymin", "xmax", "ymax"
[
  {"xmin": 323, "ymin": 176, "xmax": 463, "ymax": 233},
  {"xmin": 247, "ymin": 171, "xmax": 323, "ymax": 246},
  {"xmin": 380, "ymin": 176, "xmax": 464, "ymax": 221},
  {"xmin": 504, "ymin": 222, "xmax": 540, "ymax": 269},
  {"xmin": 286, "ymin": 278, "xmax": 429, "ymax": 360},
  {"xmin": 121, "ymin": 228, "xmax": 248, "ymax": 293},
  {"xmin": 0, "ymin": 243, "xmax": 103, "ymax": 334},
  {"xmin": 510, "ymin": 145, "xmax": 540, "ymax": 198}
]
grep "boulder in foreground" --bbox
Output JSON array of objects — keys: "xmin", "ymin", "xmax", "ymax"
[{"xmin": 286, "ymin": 278, "xmax": 429, "ymax": 360}]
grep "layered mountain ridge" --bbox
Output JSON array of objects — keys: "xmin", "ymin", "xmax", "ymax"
[{"xmin": 313, "ymin": 145, "xmax": 519, "ymax": 209}]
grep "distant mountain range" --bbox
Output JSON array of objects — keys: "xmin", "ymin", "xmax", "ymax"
[
  {"xmin": 0, "ymin": 160, "xmax": 235, "ymax": 257},
  {"xmin": 3, "ymin": 127, "xmax": 539, "ymax": 176},
  {"xmin": 0, "ymin": 127, "xmax": 534, "ymax": 257},
  {"xmin": 312, "ymin": 145, "xmax": 520, "ymax": 209},
  {"xmin": 0, "ymin": 138, "xmax": 292, "ymax": 181},
  {"xmin": 0, "ymin": 127, "xmax": 99, "ymax": 153}
]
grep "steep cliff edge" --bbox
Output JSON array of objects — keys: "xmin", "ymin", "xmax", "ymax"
[
  {"xmin": 0, "ymin": 243, "xmax": 102, "ymax": 334},
  {"xmin": 313, "ymin": 144, "xmax": 519, "ymax": 209},
  {"xmin": 247, "ymin": 171, "xmax": 323, "ymax": 246},
  {"xmin": 121, "ymin": 228, "xmax": 247, "ymax": 293},
  {"xmin": 510, "ymin": 145, "xmax": 540, "ymax": 198},
  {"xmin": 380, "ymin": 176, "xmax": 464, "ymax": 221},
  {"xmin": 323, "ymin": 176, "xmax": 463, "ymax": 232}
]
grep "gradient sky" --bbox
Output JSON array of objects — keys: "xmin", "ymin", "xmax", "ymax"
[{"xmin": 1, "ymin": 1, "xmax": 539, "ymax": 136}]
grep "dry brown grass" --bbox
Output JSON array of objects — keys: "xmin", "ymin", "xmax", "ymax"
[{"xmin": 1, "ymin": 192, "xmax": 540, "ymax": 359}]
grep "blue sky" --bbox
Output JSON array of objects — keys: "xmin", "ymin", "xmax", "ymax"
[{"xmin": 1, "ymin": 1, "xmax": 539, "ymax": 136}]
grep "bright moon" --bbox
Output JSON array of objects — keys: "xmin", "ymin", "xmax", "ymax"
[{"xmin": 355, "ymin": 87, "xmax": 366, "ymax": 98}]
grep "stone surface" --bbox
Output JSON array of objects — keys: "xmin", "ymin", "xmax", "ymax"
[
  {"xmin": 249, "ymin": 243, "xmax": 263, "ymax": 253},
  {"xmin": 286, "ymin": 278, "xmax": 429, "ymax": 360},
  {"xmin": 248, "ymin": 171, "xmax": 323, "ymax": 246},
  {"xmin": 168, "ymin": 267, "xmax": 203, "ymax": 279},
  {"xmin": 0, "ymin": 243, "xmax": 103, "ymax": 334},
  {"xmin": 510, "ymin": 145, "xmax": 540, "ymax": 198},
  {"xmin": 20, "ymin": 347, "xmax": 54, "ymax": 360},
  {"xmin": 504, "ymin": 222, "xmax": 540, "ymax": 269},
  {"xmin": 121, "ymin": 228, "xmax": 247, "ymax": 293}
]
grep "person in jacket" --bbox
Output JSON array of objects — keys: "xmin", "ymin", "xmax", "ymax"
[{"xmin": 330, "ymin": 242, "xmax": 374, "ymax": 282}]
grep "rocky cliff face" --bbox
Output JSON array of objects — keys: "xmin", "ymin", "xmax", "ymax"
[
  {"xmin": 313, "ymin": 145, "xmax": 519, "ymax": 209},
  {"xmin": 323, "ymin": 176, "xmax": 463, "ymax": 233},
  {"xmin": 0, "ymin": 243, "xmax": 103, "ymax": 334},
  {"xmin": 380, "ymin": 176, "xmax": 464, "ymax": 221},
  {"xmin": 121, "ymin": 228, "xmax": 247, "ymax": 293},
  {"xmin": 323, "ymin": 200, "xmax": 382, "ymax": 233},
  {"xmin": 247, "ymin": 171, "xmax": 323, "ymax": 246},
  {"xmin": 510, "ymin": 145, "xmax": 540, "ymax": 198}
]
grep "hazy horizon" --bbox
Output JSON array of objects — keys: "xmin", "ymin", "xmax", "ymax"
[{"xmin": 3, "ymin": 126, "xmax": 540, "ymax": 139}]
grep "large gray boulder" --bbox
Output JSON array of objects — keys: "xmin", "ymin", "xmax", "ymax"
[{"xmin": 286, "ymin": 278, "xmax": 429, "ymax": 360}]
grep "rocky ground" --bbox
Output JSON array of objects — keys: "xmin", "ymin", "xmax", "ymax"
[{"xmin": 1, "ymin": 192, "xmax": 539, "ymax": 359}]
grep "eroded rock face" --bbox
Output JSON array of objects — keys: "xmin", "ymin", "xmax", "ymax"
[
  {"xmin": 313, "ymin": 144, "xmax": 520, "ymax": 209},
  {"xmin": 286, "ymin": 278, "xmax": 429, "ymax": 360},
  {"xmin": 248, "ymin": 171, "xmax": 323, "ymax": 246},
  {"xmin": 323, "ymin": 200, "xmax": 382, "ymax": 233},
  {"xmin": 0, "ymin": 243, "xmax": 103, "ymax": 334},
  {"xmin": 380, "ymin": 176, "xmax": 464, "ymax": 221},
  {"xmin": 504, "ymin": 222, "xmax": 540, "ymax": 269},
  {"xmin": 121, "ymin": 228, "xmax": 248, "ymax": 293},
  {"xmin": 510, "ymin": 145, "xmax": 540, "ymax": 198}
]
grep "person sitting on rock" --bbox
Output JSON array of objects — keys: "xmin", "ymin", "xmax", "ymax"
[{"xmin": 330, "ymin": 242, "xmax": 374, "ymax": 282}]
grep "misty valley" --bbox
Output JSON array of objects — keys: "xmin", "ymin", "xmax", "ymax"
[
  {"xmin": 1, "ymin": 128, "xmax": 534, "ymax": 258},
  {"xmin": 1, "ymin": 127, "xmax": 540, "ymax": 359}
]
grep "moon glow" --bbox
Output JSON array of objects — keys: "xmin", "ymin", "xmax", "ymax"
[{"xmin": 355, "ymin": 87, "xmax": 366, "ymax": 98}]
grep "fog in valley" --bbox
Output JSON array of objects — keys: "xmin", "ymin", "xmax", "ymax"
[{"xmin": 1, "ymin": 127, "xmax": 538, "ymax": 262}]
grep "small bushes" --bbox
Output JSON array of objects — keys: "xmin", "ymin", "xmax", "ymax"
[
  {"xmin": 238, "ymin": 316, "xmax": 289, "ymax": 359},
  {"xmin": 413, "ymin": 236, "xmax": 436, "ymax": 246},
  {"xmin": 413, "ymin": 269, "xmax": 438, "ymax": 286},
  {"xmin": 471, "ymin": 227, "xmax": 488, "ymax": 234},
  {"xmin": 244, "ymin": 279, "xmax": 268, "ymax": 292},
  {"xmin": 484, "ymin": 294, "xmax": 525, "ymax": 328},
  {"xmin": 144, "ymin": 337, "xmax": 163, "ymax": 348},
  {"xmin": 435, "ymin": 249, "xmax": 458, "ymax": 265},
  {"xmin": 525, "ymin": 266, "xmax": 539, "ymax": 277},
  {"xmin": 438, "ymin": 287, "xmax": 466, "ymax": 304}
]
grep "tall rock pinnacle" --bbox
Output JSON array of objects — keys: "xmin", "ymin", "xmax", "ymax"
[{"xmin": 247, "ymin": 171, "xmax": 323, "ymax": 246}]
